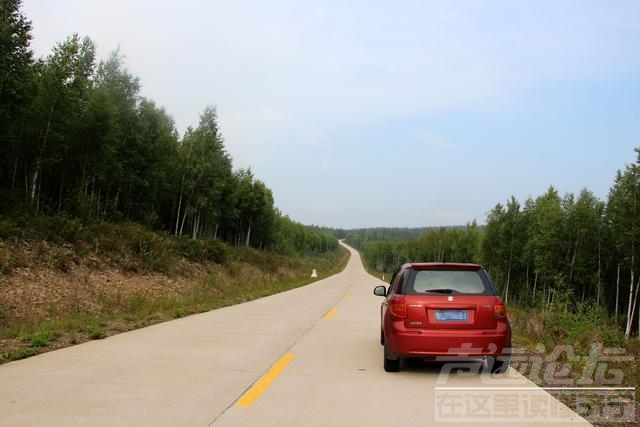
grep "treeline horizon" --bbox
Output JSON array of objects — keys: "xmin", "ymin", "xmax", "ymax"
[
  {"xmin": 0, "ymin": 1, "xmax": 337, "ymax": 256},
  {"xmin": 330, "ymin": 225, "xmax": 473, "ymax": 246},
  {"xmin": 352, "ymin": 149, "xmax": 640, "ymax": 338}
]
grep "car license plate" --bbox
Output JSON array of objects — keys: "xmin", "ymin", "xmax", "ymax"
[{"xmin": 435, "ymin": 310, "xmax": 468, "ymax": 321}]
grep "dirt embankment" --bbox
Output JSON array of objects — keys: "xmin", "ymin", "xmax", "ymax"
[
  {"xmin": 0, "ymin": 238, "xmax": 334, "ymax": 362},
  {"xmin": 0, "ymin": 240, "xmax": 205, "ymax": 324}
]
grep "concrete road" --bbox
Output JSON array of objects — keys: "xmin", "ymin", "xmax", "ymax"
[{"xmin": 0, "ymin": 243, "xmax": 590, "ymax": 426}]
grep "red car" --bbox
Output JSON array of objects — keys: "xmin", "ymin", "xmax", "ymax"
[{"xmin": 373, "ymin": 263, "xmax": 511, "ymax": 373}]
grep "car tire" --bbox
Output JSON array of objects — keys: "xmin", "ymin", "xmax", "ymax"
[
  {"xmin": 490, "ymin": 356, "xmax": 510, "ymax": 374},
  {"xmin": 383, "ymin": 342, "xmax": 400, "ymax": 372}
]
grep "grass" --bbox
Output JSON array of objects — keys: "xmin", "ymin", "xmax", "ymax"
[
  {"xmin": 0, "ymin": 238, "xmax": 349, "ymax": 364},
  {"xmin": 509, "ymin": 306, "xmax": 639, "ymax": 426},
  {"xmin": 28, "ymin": 328, "xmax": 55, "ymax": 348},
  {"xmin": 0, "ymin": 215, "xmax": 229, "ymax": 275},
  {"xmin": 0, "ymin": 348, "xmax": 38, "ymax": 363}
]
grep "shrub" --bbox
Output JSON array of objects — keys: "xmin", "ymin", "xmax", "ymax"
[
  {"xmin": 29, "ymin": 328, "xmax": 54, "ymax": 348},
  {"xmin": 34, "ymin": 215, "xmax": 87, "ymax": 244},
  {"xmin": 52, "ymin": 253, "xmax": 74, "ymax": 272},
  {"xmin": 0, "ymin": 348, "xmax": 39, "ymax": 362},
  {"xmin": 88, "ymin": 326, "xmax": 107, "ymax": 340},
  {"xmin": 177, "ymin": 236, "xmax": 228, "ymax": 264},
  {"xmin": 80, "ymin": 322, "xmax": 107, "ymax": 340},
  {"xmin": 0, "ymin": 219, "xmax": 21, "ymax": 239}
]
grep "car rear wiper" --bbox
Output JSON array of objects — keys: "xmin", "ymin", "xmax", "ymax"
[{"xmin": 424, "ymin": 289, "xmax": 454, "ymax": 294}]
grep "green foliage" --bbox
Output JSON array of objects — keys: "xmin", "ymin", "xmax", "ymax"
[
  {"xmin": 29, "ymin": 328, "xmax": 54, "ymax": 347},
  {"xmin": 357, "ymin": 222, "xmax": 483, "ymax": 274},
  {"xmin": 85, "ymin": 325, "xmax": 107, "ymax": 340},
  {"xmin": 271, "ymin": 215, "xmax": 338, "ymax": 257},
  {"xmin": 354, "ymin": 149, "xmax": 640, "ymax": 338},
  {"xmin": 176, "ymin": 236, "xmax": 228, "ymax": 263},
  {"xmin": 510, "ymin": 304, "xmax": 626, "ymax": 351},
  {"xmin": 0, "ymin": 0, "xmax": 34, "ymax": 189},
  {"xmin": 0, "ymin": 348, "xmax": 39, "ymax": 363},
  {"xmin": 0, "ymin": 6, "xmax": 337, "ymax": 258}
]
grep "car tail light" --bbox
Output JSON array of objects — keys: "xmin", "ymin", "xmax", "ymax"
[
  {"xmin": 494, "ymin": 298, "xmax": 506, "ymax": 319},
  {"xmin": 389, "ymin": 296, "xmax": 408, "ymax": 319}
]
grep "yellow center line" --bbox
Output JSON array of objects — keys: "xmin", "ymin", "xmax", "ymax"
[
  {"xmin": 323, "ymin": 307, "xmax": 337, "ymax": 320},
  {"xmin": 236, "ymin": 353, "xmax": 295, "ymax": 408},
  {"xmin": 342, "ymin": 270, "xmax": 356, "ymax": 300}
]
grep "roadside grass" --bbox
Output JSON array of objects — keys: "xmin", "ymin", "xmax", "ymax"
[
  {"xmin": 509, "ymin": 306, "xmax": 639, "ymax": 426},
  {"xmin": 0, "ymin": 215, "xmax": 228, "ymax": 275},
  {"xmin": 0, "ymin": 240, "xmax": 349, "ymax": 364},
  {"xmin": 509, "ymin": 306, "xmax": 639, "ymax": 388}
]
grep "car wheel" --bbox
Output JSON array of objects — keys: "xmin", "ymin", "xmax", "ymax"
[
  {"xmin": 383, "ymin": 342, "xmax": 400, "ymax": 372},
  {"xmin": 490, "ymin": 356, "xmax": 510, "ymax": 374},
  {"xmin": 380, "ymin": 329, "xmax": 385, "ymax": 345}
]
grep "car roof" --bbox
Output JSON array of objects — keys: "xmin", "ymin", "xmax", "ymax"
[{"xmin": 402, "ymin": 262, "xmax": 483, "ymax": 271}]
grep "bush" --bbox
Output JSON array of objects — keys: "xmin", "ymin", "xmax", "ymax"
[
  {"xmin": 0, "ymin": 348, "xmax": 39, "ymax": 362},
  {"xmin": 29, "ymin": 328, "xmax": 54, "ymax": 348},
  {"xmin": 87, "ymin": 326, "xmax": 107, "ymax": 340},
  {"xmin": 0, "ymin": 219, "xmax": 21, "ymax": 239},
  {"xmin": 80, "ymin": 322, "xmax": 107, "ymax": 340},
  {"xmin": 177, "ymin": 236, "xmax": 228, "ymax": 264},
  {"xmin": 33, "ymin": 215, "xmax": 87, "ymax": 244}
]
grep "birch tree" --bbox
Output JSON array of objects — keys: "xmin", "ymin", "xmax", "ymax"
[{"xmin": 607, "ymin": 149, "xmax": 640, "ymax": 337}]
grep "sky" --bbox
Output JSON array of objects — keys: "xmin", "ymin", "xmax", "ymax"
[{"xmin": 22, "ymin": 0, "xmax": 640, "ymax": 229}]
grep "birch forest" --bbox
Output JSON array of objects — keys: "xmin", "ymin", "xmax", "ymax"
[
  {"xmin": 0, "ymin": 1, "xmax": 336, "ymax": 256},
  {"xmin": 353, "ymin": 149, "xmax": 640, "ymax": 337}
]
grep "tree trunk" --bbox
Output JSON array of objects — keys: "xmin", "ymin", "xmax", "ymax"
[
  {"xmin": 174, "ymin": 192, "xmax": 183, "ymax": 235},
  {"xmin": 532, "ymin": 270, "xmax": 538, "ymax": 306},
  {"xmin": 245, "ymin": 224, "xmax": 251, "ymax": 247},
  {"xmin": 637, "ymin": 277, "xmax": 640, "ymax": 338},
  {"xmin": 504, "ymin": 262, "xmax": 511, "ymax": 305},
  {"xmin": 114, "ymin": 188, "xmax": 120, "ymax": 211},
  {"xmin": 627, "ymin": 270, "xmax": 638, "ymax": 338},
  {"xmin": 31, "ymin": 103, "xmax": 56, "ymax": 205},
  {"xmin": 23, "ymin": 164, "xmax": 28, "ymax": 196},
  {"xmin": 615, "ymin": 263, "xmax": 621, "ymax": 322},
  {"xmin": 29, "ymin": 167, "xmax": 39, "ymax": 205},
  {"xmin": 179, "ymin": 206, "xmax": 188, "ymax": 235},
  {"xmin": 597, "ymin": 239, "xmax": 602, "ymax": 306},
  {"xmin": 637, "ymin": 275, "xmax": 640, "ymax": 339},
  {"xmin": 625, "ymin": 259, "xmax": 635, "ymax": 337},
  {"xmin": 11, "ymin": 157, "xmax": 18, "ymax": 190},
  {"xmin": 96, "ymin": 189, "xmax": 101, "ymax": 220},
  {"xmin": 192, "ymin": 211, "xmax": 200, "ymax": 240},
  {"xmin": 569, "ymin": 235, "xmax": 579, "ymax": 281},
  {"xmin": 58, "ymin": 181, "xmax": 64, "ymax": 212}
]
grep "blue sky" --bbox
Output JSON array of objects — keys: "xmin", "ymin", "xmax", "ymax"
[{"xmin": 23, "ymin": 0, "xmax": 640, "ymax": 228}]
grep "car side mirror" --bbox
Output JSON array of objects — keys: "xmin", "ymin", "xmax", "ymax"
[{"xmin": 373, "ymin": 285, "xmax": 387, "ymax": 297}]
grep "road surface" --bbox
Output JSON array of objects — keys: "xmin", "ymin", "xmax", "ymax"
[{"xmin": 0, "ymin": 243, "xmax": 590, "ymax": 426}]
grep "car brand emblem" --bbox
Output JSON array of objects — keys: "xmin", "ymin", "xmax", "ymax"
[{"xmin": 448, "ymin": 296, "xmax": 454, "ymax": 302}]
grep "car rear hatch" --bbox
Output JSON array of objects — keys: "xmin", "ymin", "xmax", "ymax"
[
  {"xmin": 405, "ymin": 295, "xmax": 500, "ymax": 330},
  {"xmin": 402, "ymin": 265, "xmax": 504, "ymax": 330}
]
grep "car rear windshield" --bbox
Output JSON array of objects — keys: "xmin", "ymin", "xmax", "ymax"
[{"xmin": 405, "ymin": 269, "xmax": 492, "ymax": 295}]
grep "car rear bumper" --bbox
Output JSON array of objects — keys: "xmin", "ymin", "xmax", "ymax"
[{"xmin": 385, "ymin": 322, "xmax": 511, "ymax": 358}]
